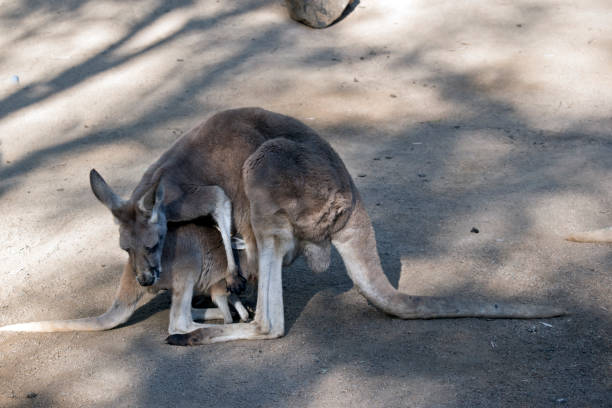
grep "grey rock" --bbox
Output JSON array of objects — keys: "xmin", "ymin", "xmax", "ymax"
[{"xmin": 285, "ymin": 0, "xmax": 353, "ymax": 28}]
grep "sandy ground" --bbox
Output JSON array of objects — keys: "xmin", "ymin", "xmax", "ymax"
[{"xmin": 0, "ymin": 0, "xmax": 611, "ymax": 406}]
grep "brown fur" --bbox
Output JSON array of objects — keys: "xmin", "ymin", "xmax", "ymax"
[
  {"xmin": 87, "ymin": 107, "xmax": 563, "ymax": 346},
  {"xmin": 90, "ymin": 165, "xmax": 245, "ymax": 293}
]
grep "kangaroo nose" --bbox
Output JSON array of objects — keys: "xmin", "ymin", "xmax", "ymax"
[{"xmin": 136, "ymin": 273, "xmax": 156, "ymax": 286}]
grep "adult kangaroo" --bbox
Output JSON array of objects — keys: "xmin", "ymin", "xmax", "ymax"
[{"xmin": 70, "ymin": 108, "xmax": 562, "ymax": 345}]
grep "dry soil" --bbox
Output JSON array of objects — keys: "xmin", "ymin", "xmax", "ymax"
[{"xmin": 0, "ymin": 1, "xmax": 611, "ymax": 407}]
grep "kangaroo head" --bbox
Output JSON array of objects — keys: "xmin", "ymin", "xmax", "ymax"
[{"xmin": 89, "ymin": 169, "xmax": 167, "ymax": 286}]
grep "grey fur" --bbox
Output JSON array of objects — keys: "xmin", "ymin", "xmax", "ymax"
[{"xmin": 88, "ymin": 107, "xmax": 562, "ymax": 346}]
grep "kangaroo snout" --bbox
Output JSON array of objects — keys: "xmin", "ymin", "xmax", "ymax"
[{"xmin": 136, "ymin": 268, "xmax": 159, "ymax": 286}]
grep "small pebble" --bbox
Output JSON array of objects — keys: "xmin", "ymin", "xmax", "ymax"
[
  {"xmin": 390, "ymin": 94, "xmax": 397, "ymax": 98},
  {"xmin": 357, "ymin": 174, "xmax": 367, "ymax": 178},
  {"xmin": 470, "ymin": 227, "xmax": 479, "ymax": 233},
  {"xmin": 26, "ymin": 393, "xmax": 37, "ymax": 399}
]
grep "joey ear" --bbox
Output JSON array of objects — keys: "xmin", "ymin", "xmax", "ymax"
[
  {"xmin": 90, "ymin": 169, "xmax": 124, "ymax": 211},
  {"xmin": 154, "ymin": 184, "xmax": 165, "ymax": 207},
  {"xmin": 149, "ymin": 185, "xmax": 165, "ymax": 224},
  {"xmin": 138, "ymin": 182, "xmax": 165, "ymax": 223},
  {"xmin": 137, "ymin": 181, "xmax": 159, "ymax": 215}
]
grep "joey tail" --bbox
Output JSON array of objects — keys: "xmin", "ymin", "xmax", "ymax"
[
  {"xmin": 0, "ymin": 264, "xmax": 144, "ymax": 332},
  {"xmin": 332, "ymin": 201, "xmax": 565, "ymax": 319}
]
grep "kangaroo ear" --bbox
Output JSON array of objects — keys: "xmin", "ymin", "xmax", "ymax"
[
  {"xmin": 165, "ymin": 185, "xmax": 226, "ymax": 222},
  {"xmin": 90, "ymin": 169, "xmax": 124, "ymax": 211}
]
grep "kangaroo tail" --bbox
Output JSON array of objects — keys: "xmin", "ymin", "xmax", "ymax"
[
  {"xmin": 565, "ymin": 226, "xmax": 612, "ymax": 243},
  {"xmin": 0, "ymin": 263, "xmax": 144, "ymax": 332},
  {"xmin": 332, "ymin": 201, "xmax": 565, "ymax": 319}
]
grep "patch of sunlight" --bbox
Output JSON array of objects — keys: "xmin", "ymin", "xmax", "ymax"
[
  {"xmin": 337, "ymin": 0, "xmax": 415, "ymax": 44},
  {"xmin": 401, "ymin": 0, "xmax": 612, "ymax": 131},
  {"xmin": 0, "ymin": 2, "xmax": 133, "ymax": 89},
  {"xmin": 0, "ymin": 50, "xmax": 181, "ymax": 161},
  {"xmin": 529, "ymin": 192, "xmax": 610, "ymax": 237},
  {"xmin": 64, "ymin": 364, "xmax": 138, "ymax": 405},
  {"xmin": 238, "ymin": 2, "xmax": 286, "ymax": 26},
  {"xmin": 117, "ymin": 8, "xmax": 192, "ymax": 56}
]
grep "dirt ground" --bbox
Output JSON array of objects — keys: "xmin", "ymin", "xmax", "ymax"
[{"xmin": 1, "ymin": 1, "xmax": 611, "ymax": 407}]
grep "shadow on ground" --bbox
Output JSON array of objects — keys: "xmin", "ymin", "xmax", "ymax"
[{"xmin": 1, "ymin": 1, "xmax": 611, "ymax": 407}]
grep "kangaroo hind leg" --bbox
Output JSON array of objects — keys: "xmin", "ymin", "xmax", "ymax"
[
  {"xmin": 191, "ymin": 308, "xmax": 226, "ymax": 321},
  {"xmin": 169, "ymin": 271, "xmax": 225, "ymax": 335},
  {"xmin": 166, "ymin": 232, "xmax": 289, "ymax": 345},
  {"xmin": 166, "ymin": 144, "xmax": 300, "ymax": 345}
]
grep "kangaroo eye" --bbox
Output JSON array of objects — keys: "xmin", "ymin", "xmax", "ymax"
[{"xmin": 146, "ymin": 243, "xmax": 158, "ymax": 253}]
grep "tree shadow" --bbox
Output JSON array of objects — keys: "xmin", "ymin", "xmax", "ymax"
[
  {"xmin": 0, "ymin": 0, "xmax": 283, "ymax": 199},
  {"xmin": 1, "ymin": 1, "xmax": 611, "ymax": 407}
]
